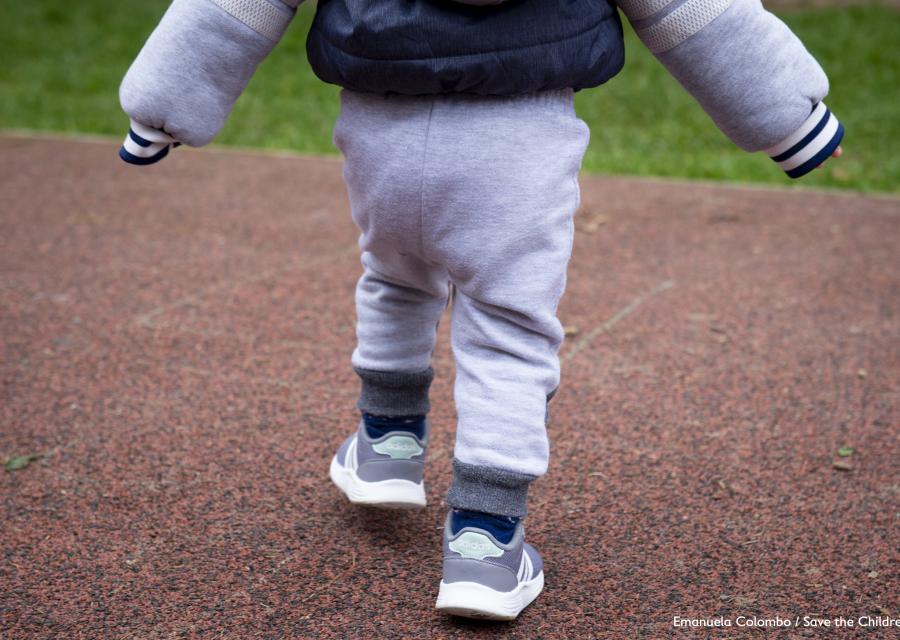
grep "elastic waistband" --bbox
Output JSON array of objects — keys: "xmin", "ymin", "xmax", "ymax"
[
  {"xmin": 341, "ymin": 88, "xmax": 576, "ymax": 114},
  {"xmin": 447, "ymin": 88, "xmax": 575, "ymax": 112}
]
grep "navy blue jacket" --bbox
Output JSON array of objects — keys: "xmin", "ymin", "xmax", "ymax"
[{"xmin": 306, "ymin": 0, "xmax": 625, "ymax": 96}]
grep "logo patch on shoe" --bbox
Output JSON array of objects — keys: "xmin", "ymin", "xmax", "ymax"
[
  {"xmin": 372, "ymin": 435, "xmax": 424, "ymax": 460},
  {"xmin": 448, "ymin": 532, "xmax": 504, "ymax": 560}
]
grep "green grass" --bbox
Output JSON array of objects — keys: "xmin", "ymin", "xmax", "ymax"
[{"xmin": 2, "ymin": 1, "xmax": 898, "ymax": 192}]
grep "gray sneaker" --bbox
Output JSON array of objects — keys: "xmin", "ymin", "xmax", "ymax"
[
  {"xmin": 435, "ymin": 512, "xmax": 544, "ymax": 620},
  {"xmin": 329, "ymin": 419, "xmax": 427, "ymax": 508}
]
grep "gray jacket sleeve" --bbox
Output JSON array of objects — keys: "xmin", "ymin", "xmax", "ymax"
[
  {"xmin": 119, "ymin": 0, "xmax": 300, "ymax": 158},
  {"xmin": 617, "ymin": 0, "xmax": 844, "ymax": 178}
]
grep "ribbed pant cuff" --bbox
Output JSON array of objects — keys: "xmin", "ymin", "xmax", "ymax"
[
  {"xmin": 445, "ymin": 459, "xmax": 536, "ymax": 518},
  {"xmin": 355, "ymin": 366, "xmax": 434, "ymax": 416}
]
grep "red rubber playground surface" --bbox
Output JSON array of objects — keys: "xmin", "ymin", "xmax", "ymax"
[{"xmin": 1, "ymin": 136, "xmax": 898, "ymax": 638}]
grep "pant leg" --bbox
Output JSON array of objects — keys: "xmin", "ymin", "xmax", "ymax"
[
  {"xmin": 420, "ymin": 91, "xmax": 590, "ymax": 517},
  {"xmin": 335, "ymin": 90, "xmax": 450, "ymax": 417},
  {"xmin": 352, "ymin": 251, "xmax": 449, "ymax": 416}
]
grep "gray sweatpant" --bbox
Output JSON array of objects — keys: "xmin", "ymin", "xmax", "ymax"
[{"xmin": 334, "ymin": 89, "xmax": 589, "ymax": 517}]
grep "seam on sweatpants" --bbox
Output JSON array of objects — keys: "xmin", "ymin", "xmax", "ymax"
[{"xmin": 418, "ymin": 100, "xmax": 436, "ymax": 259}]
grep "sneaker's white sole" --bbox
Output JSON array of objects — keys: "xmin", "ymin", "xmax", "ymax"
[
  {"xmin": 329, "ymin": 455, "xmax": 426, "ymax": 509},
  {"xmin": 435, "ymin": 572, "xmax": 544, "ymax": 620}
]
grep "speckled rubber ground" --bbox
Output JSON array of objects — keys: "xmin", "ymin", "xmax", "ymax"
[{"xmin": 1, "ymin": 136, "xmax": 897, "ymax": 639}]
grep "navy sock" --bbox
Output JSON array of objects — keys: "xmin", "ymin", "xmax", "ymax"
[
  {"xmin": 450, "ymin": 509, "xmax": 520, "ymax": 544},
  {"xmin": 362, "ymin": 413, "xmax": 426, "ymax": 440}
]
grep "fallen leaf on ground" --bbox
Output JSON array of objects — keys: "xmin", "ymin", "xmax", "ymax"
[
  {"xmin": 832, "ymin": 460, "xmax": 853, "ymax": 471},
  {"xmin": 837, "ymin": 446, "xmax": 855, "ymax": 457},
  {"xmin": 4, "ymin": 454, "xmax": 42, "ymax": 472}
]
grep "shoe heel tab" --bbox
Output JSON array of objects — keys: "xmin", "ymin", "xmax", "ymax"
[
  {"xmin": 371, "ymin": 434, "xmax": 425, "ymax": 459},
  {"xmin": 448, "ymin": 530, "xmax": 506, "ymax": 560}
]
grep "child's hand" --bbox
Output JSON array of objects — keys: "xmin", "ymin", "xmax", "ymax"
[{"xmin": 818, "ymin": 145, "xmax": 843, "ymax": 169}]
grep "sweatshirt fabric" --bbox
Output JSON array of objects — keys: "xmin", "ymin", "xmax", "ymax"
[
  {"xmin": 619, "ymin": 0, "xmax": 844, "ymax": 170},
  {"xmin": 120, "ymin": 0, "xmax": 299, "ymax": 147}
]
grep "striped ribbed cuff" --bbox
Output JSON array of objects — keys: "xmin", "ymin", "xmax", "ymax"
[
  {"xmin": 119, "ymin": 120, "xmax": 179, "ymax": 166},
  {"xmin": 765, "ymin": 102, "xmax": 844, "ymax": 179}
]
